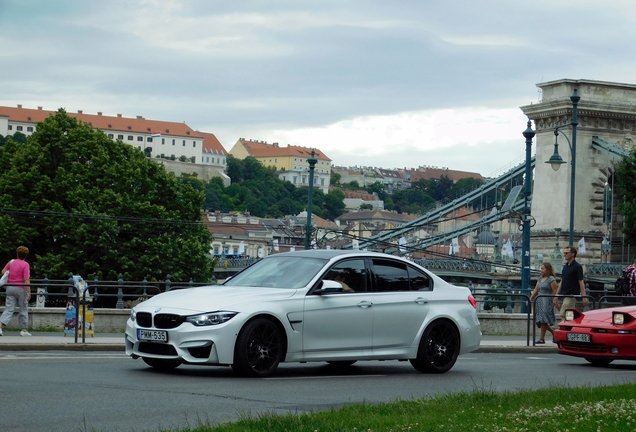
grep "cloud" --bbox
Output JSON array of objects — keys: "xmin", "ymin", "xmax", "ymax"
[{"xmin": 1, "ymin": 0, "xmax": 636, "ymax": 179}]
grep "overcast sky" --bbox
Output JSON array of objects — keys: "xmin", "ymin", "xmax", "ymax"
[{"xmin": 2, "ymin": 0, "xmax": 635, "ymax": 176}]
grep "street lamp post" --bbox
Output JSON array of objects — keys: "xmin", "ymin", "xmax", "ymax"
[
  {"xmin": 522, "ymin": 120, "xmax": 536, "ymax": 306},
  {"xmin": 546, "ymin": 89, "xmax": 580, "ymax": 246},
  {"xmin": 304, "ymin": 149, "xmax": 317, "ymax": 250}
]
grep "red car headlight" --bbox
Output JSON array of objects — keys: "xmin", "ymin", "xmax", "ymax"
[
  {"xmin": 612, "ymin": 312, "xmax": 634, "ymax": 326},
  {"xmin": 613, "ymin": 313, "xmax": 625, "ymax": 325}
]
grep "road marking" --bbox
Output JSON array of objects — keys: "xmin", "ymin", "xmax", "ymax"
[
  {"xmin": 526, "ymin": 356, "xmax": 552, "ymax": 360},
  {"xmin": 0, "ymin": 354, "xmax": 127, "ymax": 360}
]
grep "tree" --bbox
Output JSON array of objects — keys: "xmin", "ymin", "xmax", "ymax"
[
  {"xmin": 0, "ymin": 110, "xmax": 214, "ymax": 281},
  {"xmin": 323, "ymin": 189, "xmax": 346, "ymax": 220},
  {"xmin": 8, "ymin": 132, "xmax": 27, "ymax": 144},
  {"xmin": 226, "ymin": 154, "xmax": 244, "ymax": 183},
  {"xmin": 330, "ymin": 172, "xmax": 341, "ymax": 186},
  {"xmin": 616, "ymin": 149, "xmax": 636, "ymax": 248}
]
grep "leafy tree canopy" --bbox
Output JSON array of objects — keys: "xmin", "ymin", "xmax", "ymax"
[
  {"xmin": 203, "ymin": 157, "xmax": 346, "ymax": 220},
  {"xmin": 0, "ymin": 110, "xmax": 213, "ymax": 281}
]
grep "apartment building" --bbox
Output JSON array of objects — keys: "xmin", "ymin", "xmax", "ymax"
[
  {"xmin": 229, "ymin": 138, "xmax": 332, "ymax": 193},
  {"xmin": 0, "ymin": 104, "xmax": 228, "ymax": 167}
]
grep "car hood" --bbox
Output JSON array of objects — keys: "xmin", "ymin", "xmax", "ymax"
[{"xmin": 135, "ymin": 285, "xmax": 298, "ymax": 314}]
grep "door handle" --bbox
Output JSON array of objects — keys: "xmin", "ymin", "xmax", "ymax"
[
  {"xmin": 357, "ymin": 301, "xmax": 373, "ymax": 308},
  {"xmin": 414, "ymin": 297, "xmax": 429, "ymax": 304}
]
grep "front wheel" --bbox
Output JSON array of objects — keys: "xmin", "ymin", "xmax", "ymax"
[
  {"xmin": 410, "ymin": 320, "xmax": 460, "ymax": 374},
  {"xmin": 142, "ymin": 357, "xmax": 182, "ymax": 371},
  {"xmin": 232, "ymin": 318, "xmax": 284, "ymax": 377},
  {"xmin": 585, "ymin": 358, "xmax": 614, "ymax": 366}
]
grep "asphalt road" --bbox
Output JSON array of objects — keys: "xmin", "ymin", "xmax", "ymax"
[{"xmin": 2, "ymin": 351, "xmax": 636, "ymax": 432}]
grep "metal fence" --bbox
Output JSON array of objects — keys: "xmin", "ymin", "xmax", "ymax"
[{"xmin": 0, "ymin": 273, "xmax": 219, "ymax": 310}]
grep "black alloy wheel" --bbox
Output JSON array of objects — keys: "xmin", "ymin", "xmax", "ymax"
[
  {"xmin": 232, "ymin": 318, "xmax": 284, "ymax": 377},
  {"xmin": 410, "ymin": 319, "xmax": 460, "ymax": 374}
]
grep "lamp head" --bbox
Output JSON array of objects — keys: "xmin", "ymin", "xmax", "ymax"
[{"xmin": 546, "ymin": 136, "xmax": 566, "ymax": 171}]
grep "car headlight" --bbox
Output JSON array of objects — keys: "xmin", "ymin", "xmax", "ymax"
[
  {"xmin": 565, "ymin": 310, "xmax": 575, "ymax": 321},
  {"xmin": 186, "ymin": 311, "xmax": 238, "ymax": 326},
  {"xmin": 613, "ymin": 313, "xmax": 625, "ymax": 325},
  {"xmin": 130, "ymin": 310, "xmax": 137, "ymax": 322}
]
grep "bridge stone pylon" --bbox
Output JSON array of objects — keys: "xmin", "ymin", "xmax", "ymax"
[{"xmin": 521, "ymin": 79, "xmax": 636, "ymax": 265}]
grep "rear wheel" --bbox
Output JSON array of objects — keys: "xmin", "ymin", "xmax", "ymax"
[
  {"xmin": 327, "ymin": 360, "xmax": 357, "ymax": 367},
  {"xmin": 232, "ymin": 318, "xmax": 284, "ymax": 377},
  {"xmin": 142, "ymin": 357, "xmax": 182, "ymax": 371},
  {"xmin": 585, "ymin": 358, "xmax": 614, "ymax": 366},
  {"xmin": 410, "ymin": 320, "xmax": 460, "ymax": 374}
]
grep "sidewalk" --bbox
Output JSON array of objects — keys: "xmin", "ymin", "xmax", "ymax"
[
  {"xmin": 0, "ymin": 331, "xmax": 126, "ymax": 351},
  {"xmin": 0, "ymin": 332, "xmax": 558, "ymax": 353}
]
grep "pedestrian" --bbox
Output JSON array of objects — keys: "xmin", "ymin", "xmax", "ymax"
[
  {"xmin": 554, "ymin": 245, "xmax": 588, "ymax": 319},
  {"xmin": 0, "ymin": 246, "xmax": 32, "ymax": 336},
  {"xmin": 530, "ymin": 262, "xmax": 558, "ymax": 344},
  {"xmin": 620, "ymin": 258, "xmax": 636, "ymax": 306}
]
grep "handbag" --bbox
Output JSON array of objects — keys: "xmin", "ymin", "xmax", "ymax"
[{"xmin": 0, "ymin": 270, "xmax": 9, "ymax": 287}]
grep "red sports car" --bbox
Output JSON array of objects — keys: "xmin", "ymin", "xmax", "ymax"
[{"xmin": 555, "ymin": 306, "xmax": 636, "ymax": 365}]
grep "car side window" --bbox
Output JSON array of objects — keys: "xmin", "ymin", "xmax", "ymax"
[
  {"xmin": 323, "ymin": 259, "xmax": 367, "ymax": 293},
  {"xmin": 372, "ymin": 259, "xmax": 410, "ymax": 292},
  {"xmin": 408, "ymin": 265, "xmax": 432, "ymax": 291}
]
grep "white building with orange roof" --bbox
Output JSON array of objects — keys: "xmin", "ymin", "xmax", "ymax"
[
  {"xmin": 229, "ymin": 138, "xmax": 332, "ymax": 193},
  {"xmin": 0, "ymin": 104, "xmax": 228, "ymax": 169}
]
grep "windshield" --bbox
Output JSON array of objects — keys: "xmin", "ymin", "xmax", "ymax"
[{"xmin": 224, "ymin": 255, "xmax": 328, "ymax": 289}]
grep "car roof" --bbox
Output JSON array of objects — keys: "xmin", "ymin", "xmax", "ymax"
[{"xmin": 266, "ymin": 249, "xmax": 403, "ymax": 260}]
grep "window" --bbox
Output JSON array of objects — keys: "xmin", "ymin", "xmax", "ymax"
[
  {"xmin": 161, "ymin": 138, "xmax": 165, "ymax": 144},
  {"xmin": 147, "ymin": 137, "xmax": 153, "ymax": 142},
  {"xmin": 16, "ymin": 126, "xmax": 23, "ymax": 131},
  {"xmin": 182, "ymin": 140, "xmax": 186, "ymax": 146},
  {"xmin": 127, "ymin": 135, "xmax": 133, "ymax": 141},
  {"xmin": 8, "ymin": 125, "xmax": 12, "ymax": 130},
  {"xmin": 192, "ymin": 141, "xmax": 196, "ymax": 147},
  {"xmin": 137, "ymin": 136, "xmax": 143, "ymax": 142},
  {"xmin": 172, "ymin": 139, "xmax": 175, "ymax": 145},
  {"xmin": 323, "ymin": 259, "xmax": 367, "ymax": 293},
  {"xmin": 108, "ymin": 134, "xmax": 114, "ymax": 139},
  {"xmin": 27, "ymin": 126, "xmax": 34, "ymax": 132},
  {"xmin": 407, "ymin": 266, "xmax": 432, "ymax": 291},
  {"xmin": 372, "ymin": 260, "xmax": 410, "ymax": 292},
  {"xmin": 118, "ymin": 134, "xmax": 124, "ymax": 140}
]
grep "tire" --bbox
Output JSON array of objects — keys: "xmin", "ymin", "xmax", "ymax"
[
  {"xmin": 142, "ymin": 357, "xmax": 182, "ymax": 371},
  {"xmin": 327, "ymin": 360, "xmax": 357, "ymax": 367},
  {"xmin": 410, "ymin": 320, "xmax": 460, "ymax": 374},
  {"xmin": 232, "ymin": 318, "xmax": 284, "ymax": 377},
  {"xmin": 585, "ymin": 358, "xmax": 614, "ymax": 366}
]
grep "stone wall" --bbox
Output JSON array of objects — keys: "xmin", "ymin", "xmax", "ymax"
[{"xmin": 1, "ymin": 307, "xmax": 533, "ymax": 336}]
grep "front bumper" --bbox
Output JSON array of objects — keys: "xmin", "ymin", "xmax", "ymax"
[{"xmin": 125, "ymin": 319, "xmax": 240, "ymax": 365}]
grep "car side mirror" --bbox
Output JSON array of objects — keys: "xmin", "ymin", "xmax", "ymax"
[{"xmin": 313, "ymin": 280, "xmax": 344, "ymax": 295}]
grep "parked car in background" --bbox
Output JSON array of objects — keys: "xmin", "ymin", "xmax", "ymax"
[
  {"xmin": 125, "ymin": 250, "xmax": 481, "ymax": 377},
  {"xmin": 555, "ymin": 306, "xmax": 636, "ymax": 365}
]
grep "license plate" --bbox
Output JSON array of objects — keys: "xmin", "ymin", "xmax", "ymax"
[
  {"xmin": 137, "ymin": 329, "xmax": 168, "ymax": 342},
  {"xmin": 566, "ymin": 332, "xmax": 591, "ymax": 343}
]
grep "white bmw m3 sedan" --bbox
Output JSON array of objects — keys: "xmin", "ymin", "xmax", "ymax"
[{"xmin": 126, "ymin": 250, "xmax": 481, "ymax": 377}]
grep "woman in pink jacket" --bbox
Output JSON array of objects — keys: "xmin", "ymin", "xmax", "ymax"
[{"xmin": 0, "ymin": 246, "xmax": 32, "ymax": 336}]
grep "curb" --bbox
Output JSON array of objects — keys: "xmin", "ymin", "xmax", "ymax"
[
  {"xmin": 0, "ymin": 344, "xmax": 557, "ymax": 353},
  {"xmin": 476, "ymin": 346, "xmax": 558, "ymax": 354},
  {"xmin": 0, "ymin": 344, "xmax": 126, "ymax": 352}
]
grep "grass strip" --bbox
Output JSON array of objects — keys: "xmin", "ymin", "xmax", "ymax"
[{"xmin": 172, "ymin": 383, "xmax": 636, "ymax": 432}]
